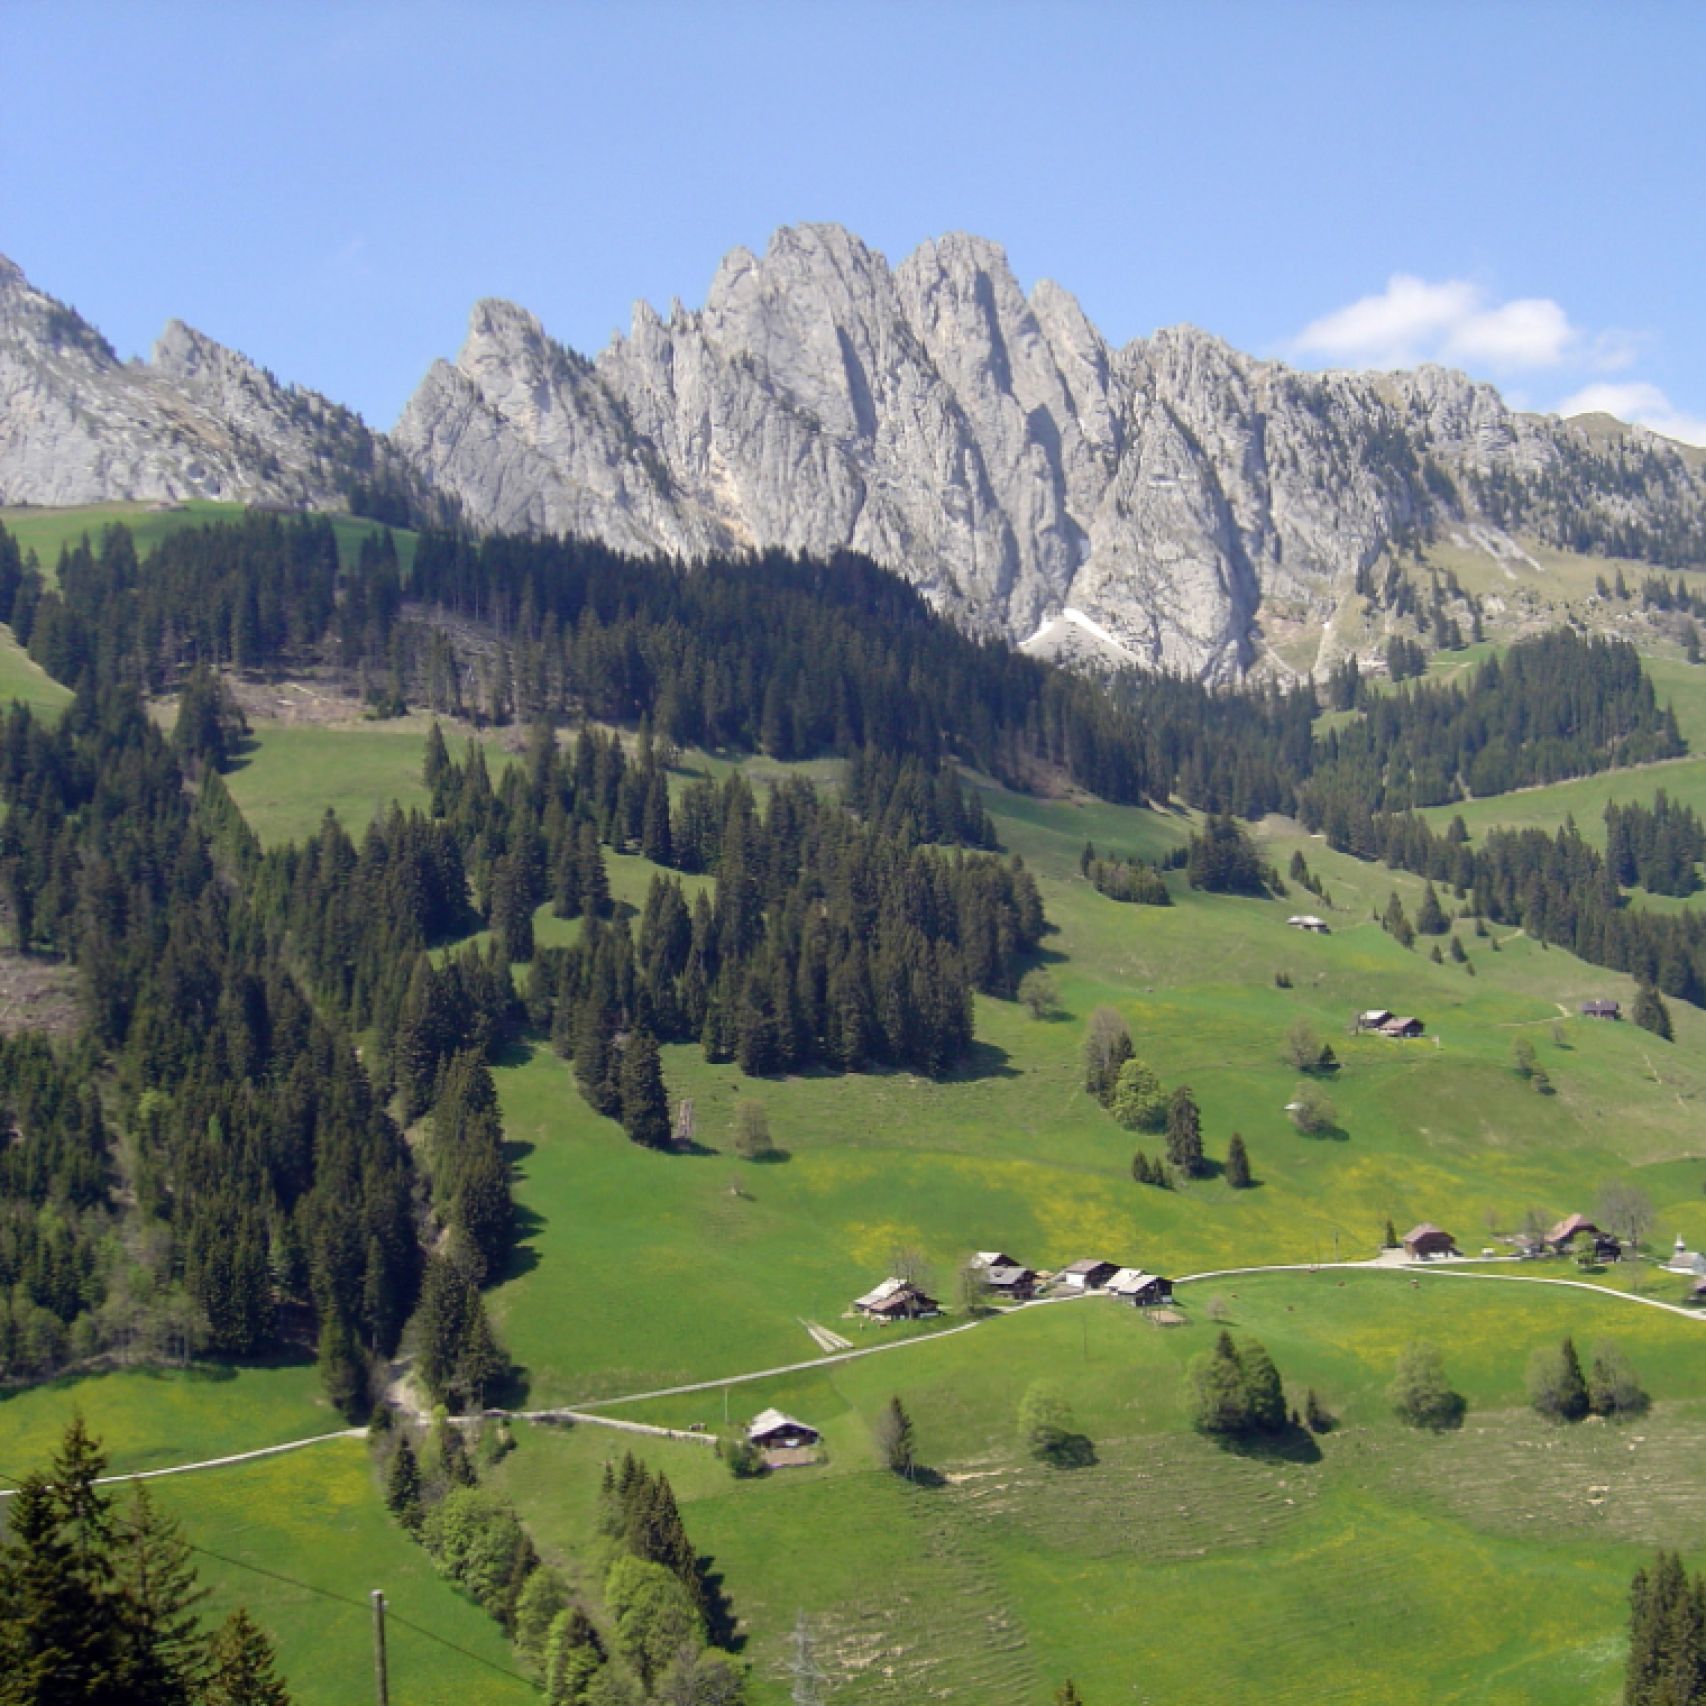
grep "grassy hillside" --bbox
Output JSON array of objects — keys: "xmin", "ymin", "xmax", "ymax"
[
  {"xmin": 0, "ymin": 623, "xmax": 71, "ymax": 718},
  {"xmin": 11, "ymin": 627, "xmax": 1706, "ymax": 1704},
  {"xmin": 0, "ymin": 1362, "xmax": 334, "ymax": 1476},
  {"xmin": 151, "ymin": 1442, "xmax": 527, "ymax": 1705},
  {"xmin": 499, "ymin": 1270, "xmax": 1706, "ymax": 1705},
  {"xmin": 0, "ymin": 498, "xmax": 417, "ymax": 576}
]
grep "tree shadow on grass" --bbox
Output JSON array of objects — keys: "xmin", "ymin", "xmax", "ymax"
[
  {"xmin": 943, "ymin": 1040, "xmax": 1019, "ymax": 1083},
  {"xmin": 897, "ymin": 1465, "xmax": 949, "ymax": 1490},
  {"xmin": 698, "ymin": 1558, "xmax": 744, "ymax": 1652},
  {"xmin": 1294, "ymin": 1120, "xmax": 1350, "ymax": 1143},
  {"xmin": 1214, "ymin": 1421, "xmax": 1323, "ymax": 1466},
  {"xmin": 1039, "ymin": 1433, "xmax": 1098, "ymax": 1470},
  {"xmin": 1399, "ymin": 1393, "xmax": 1468, "ymax": 1433},
  {"xmin": 500, "ymin": 1191, "xmax": 546, "ymax": 1285}
]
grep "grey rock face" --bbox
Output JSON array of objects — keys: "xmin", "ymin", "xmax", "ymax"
[
  {"xmin": 395, "ymin": 224, "xmax": 1706, "ymax": 677},
  {"xmin": 0, "ymin": 257, "xmax": 395, "ymax": 511}
]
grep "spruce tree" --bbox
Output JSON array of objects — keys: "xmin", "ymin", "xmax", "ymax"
[
  {"xmin": 618, "ymin": 1030, "xmax": 671, "ymax": 1149},
  {"xmin": 112, "ymin": 1483, "xmax": 209, "ymax": 1705},
  {"xmin": 1633, "ymin": 982, "xmax": 1674, "ymax": 1042},
  {"xmin": 874, "ymin": 1396, "xmax": 917, "ymax": 1478},
  {"xmin": 1165, "ymin": 1086, "xmax": 1205, "ymax": 1177},
  {"xmin": 316, "ymin": 1308, "xmax": 368, "ymax": 1422},
  {"xmin": 384, "ymin": 1437, "xmax": 423, "ymax": 1529},
  {"xmin": 202, "ymin": 1608, "xmax": 292, "ymax": 1706},
  {"xmin": 1225, "ymin": 1133, "xmax": 1252, "ymax": 1189},
  {"xmin": 1527, "ymin": 1336, "xmax": 1590, "ymax": 1422}
]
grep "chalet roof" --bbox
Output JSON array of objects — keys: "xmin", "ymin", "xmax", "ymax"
[
  {"xmin": 983, "ymin": 1264, "xmax": 1034, "ymax": 1287},
  {"xmin": 1288, "ymin": 915, "xmax": 1328, "ymax": 928},
  {"xmin": 853, "ymin": 1277, "xmax": 908, "ymax": 1310},
  {"xmin": 1546, "ymin": 1214, "xmax": 1599, "ymax": 1245},
  {"xmin": 971, "ymin": 1251, "xmax": 1017, "ymax": 1271},
  {"xmin": 747, "ymin": 1408, "xmax": 816, "ymax": 1443},
  {"xmin": 1581, "ymin": 999, "xmax": 1621, "ymax": 1015},
  {"xmin": 1360, "ymin": 1009, "xmax": 1394, "ymax": 1026},
  {"xmin": 1061, "ymin": 1258, "xmax": 1115, "ymax": 1276},
  {"xmin": 1107, "ymin": 1267, "xmax": 1167, "ymax": 1295},
  {"xmin": 1383, "ymin": 1015, "xmax": 1421, "ymax": 1030},
  {"xmin": 1404, "ymin": 1222, "xmax": 1450, "ymax": 1243}
]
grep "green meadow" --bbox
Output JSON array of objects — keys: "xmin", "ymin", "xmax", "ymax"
[
  {"xmin": 0, "ymin": 1361, "xmax": 334, "ymax": 1478},
  {"xmin": 150, "ymin": 1441, "xmax": 526, "ymax": 1705},
  {"xmin": 496, "ymin": 1270, "xmax": 1706, "ymax": 1705},
  {"xmin": 0, "ymin": 624, "xmax": 71, "ymax": 718},
  {"xmin": 0, "ymin": 498, "xmax": 416, "ymax": 577}
]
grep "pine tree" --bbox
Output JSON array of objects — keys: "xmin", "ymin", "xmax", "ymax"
[
  {"xmin": 384, "ymin": 1436, "xmax": 423, "ymax": 1529},
  {"xmin": 0, "ymin": 1416, "xmax": 124, "ymax": 1700},
  {"xmin": 454, "ymin": 1286, "xmax": 507, "ymax": 1410},
  {"xmin": 1633, "ymin": 981, "xmax": 1675, "ymax": 1042},
  {"xmin": 202, "ymin": 1608, "xmax": 292, "ymax": 1706},
  {"xmin": 112, "ymin": 1483, "xmax": 209, "ymax": 1705},
  {"xmin": 1225, "ymin": 1132, "xmax": 1252, "ymax": 1189},
  {"xmin": 618, "ymin": 1029, "xmax": 671, "ymax": 1149},
  {"xmin": 873, "ymin": 1396, "xmax": 917, "ymax": 1478},
  {"xmin": 1527, "ymin": 1336, "xmax": 1590, "ymax": 1422},
  {"xmin": 1165, "ymin": 1086, "xmax": 1205, "ymax": 1177},
  {"xmin": 316, "ymin": 1308, "xmax": 368, "ymax": 1422}
]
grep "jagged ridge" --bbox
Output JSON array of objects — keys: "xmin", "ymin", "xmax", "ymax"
[{"xmin": 4, "ymin": 229, "xmax": 1703, "ymax": 677}]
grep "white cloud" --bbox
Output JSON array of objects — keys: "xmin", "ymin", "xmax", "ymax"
[
  {"xmin": 1441, "ymin": 296, "xmax": 1574, "ymax": 370},
  {"xmin": 1558, "ymin": 381, "xmax": 1706, "ymax": 449},
  {"xmin": 1293, "ymin": 275, "xmax": 1481, "ymax": 369},
  {"xmin": 1293, "ymin": 274, "xmax": 1585, "ymax": 375}
]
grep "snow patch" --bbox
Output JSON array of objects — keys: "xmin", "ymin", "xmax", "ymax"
[{"xmin": 1021, "ymin": 606, "xmax": 1138, "ymax": 662}]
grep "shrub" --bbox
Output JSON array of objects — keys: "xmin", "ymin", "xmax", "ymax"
[
  {"xmin": 1527, "ymin": 1336, "xmax": 1590, "ymax": 1421},
  {"xmin": 1388, "ymin": 1340, "xmax": 1466, "ymax": 1430}
]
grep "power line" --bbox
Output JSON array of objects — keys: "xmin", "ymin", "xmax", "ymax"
[{"xmin": 0, "ymin": 1465, "xmax": 542, "ymax": 1695}]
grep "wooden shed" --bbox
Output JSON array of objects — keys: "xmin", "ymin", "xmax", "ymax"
[{"xmin": 1402, "ymin": 1223, "xmax": 1457, "ymax": 1260}]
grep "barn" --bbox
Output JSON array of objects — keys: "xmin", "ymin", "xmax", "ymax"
[
  {"xmin": 1107, "ymin": 1268, "xmax": 1174, "ymax": 1308},
  {"xmin": 1403, "ymin": 1223, "xmax": 1457, "ymax": 1260}
]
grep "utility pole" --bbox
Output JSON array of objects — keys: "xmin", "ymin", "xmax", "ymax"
[{"xmin": 371, "ymin": 1589, "xmax": 389, "ymax": 1706}]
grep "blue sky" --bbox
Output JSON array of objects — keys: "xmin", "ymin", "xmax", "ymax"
[{"xmin": 3, "ymin": 1, "xmax": 1703, "ymax": 441}]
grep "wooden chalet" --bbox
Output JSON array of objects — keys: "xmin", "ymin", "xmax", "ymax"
[
  {"xmin": 1107, "ymin": 1268, "xmax": 1174, "ymax": 1308},
  {"xmin": 1287, "ymin": 915, "xmax": 1331, "ymax": 933},
  {"xmin": 1402, "ymin": 1222, "xmax": 1457, "ymax": 1260},
  {"xmin": 746, "ymin": 1409, "xmax": 820, "ymax": 1451},
  {"xmin": 1580, "ymin": 999, "xmax": 1622, "ymax": 1021},
  {"xmin": 982, "ymin": 1263, "xmax": 1038, "ymax": 1301},
  {"xmin": 853, "ymin": 1277, "xmax": 939, "ymax": 1320},
  {"xmin": 1057, "ymin": 1258, "xmax": 1120, "ymax": 1292},
  {"xmin": 1545, "ymin": 1214, "xmax": 1601, "ymax": 1252},
  {"xmin": 1357, "ymin": 1009, "xmax": 1394, "ymax": 1032},
  {"xmin": 1378, "ymin": 1015, "xmax": 1424, "ymax": 1039},
  {"xmin": 970, "ymin": 1251, "xmax": 1020, "ymax": 1272}
]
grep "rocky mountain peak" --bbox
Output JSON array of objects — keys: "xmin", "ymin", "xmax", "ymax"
[{"xmin": 5, "ymin": 234, "xmax": 1704, "ymax": 679}]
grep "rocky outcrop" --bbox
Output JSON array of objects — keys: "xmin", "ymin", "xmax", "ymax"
[
  {"xmin": 0, "ymin": 255, "xmax": 401, "ymax": 511},
  {"xmin": 396, "ymin": 225, "xmax": 1706, "ymax": 678}
]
